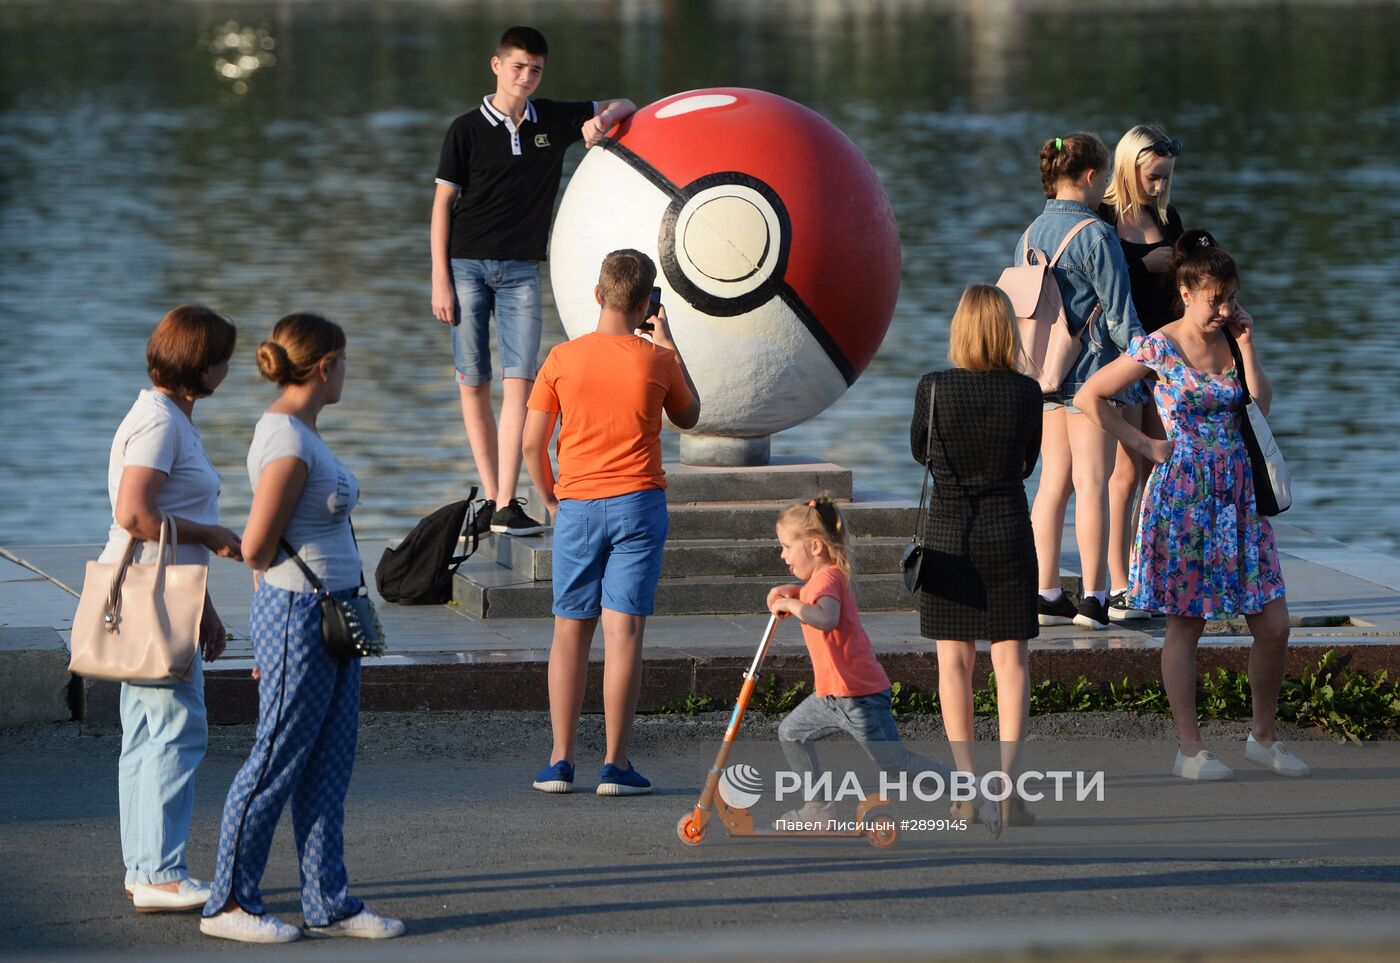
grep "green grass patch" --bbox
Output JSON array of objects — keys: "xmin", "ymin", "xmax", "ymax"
[{"xmin": 655, "ymin": 649, "xmax": 1400, "ymax": 742}]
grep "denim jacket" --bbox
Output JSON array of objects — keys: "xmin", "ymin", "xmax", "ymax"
[{"xmin": 1015, "ymin": 199, "xmax": 1144, "ymax": 399}]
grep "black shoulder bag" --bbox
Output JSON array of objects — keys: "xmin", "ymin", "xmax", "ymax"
[
  {"xmin": 279, "ymin": 527, "xmax": 386, "ymax": 660},
  {"xmin": 902, "ymin": 375, "xmax": 937, "ymax": 593}
]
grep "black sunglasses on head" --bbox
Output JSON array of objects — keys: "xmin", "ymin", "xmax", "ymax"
[{"xmin": 1145, "ymin": 137, "xmax": 1182, "ymax": 157}]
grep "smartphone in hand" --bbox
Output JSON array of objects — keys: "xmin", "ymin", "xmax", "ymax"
[{"xmin": 639, "ymin": 285, "xmax": 661, "ymax": 332}]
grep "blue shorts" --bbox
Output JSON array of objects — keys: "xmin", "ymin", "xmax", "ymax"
[
  {"xmin": 448, "ymin": 258, "xmax": 542, "ymax": 386},
  {"xmin": 551, "ymin": 489, "xmax": 669, "ymax": 619}
]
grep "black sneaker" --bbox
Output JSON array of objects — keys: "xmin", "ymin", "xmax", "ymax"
[
  {"xmin": 1037, "ymin": 592, "xmax": 1078, "ymax": 626},
  {"xmin": 1073, "ymin": 595, "xmax": 1110, "ymax": 631},
  {"xmin": 1106, "ymin": 589, "xmax": 1151, "ymax": 621},
  {"xmin": 490, "ymin": 498, "xmax": 545, "ymax": 536}
]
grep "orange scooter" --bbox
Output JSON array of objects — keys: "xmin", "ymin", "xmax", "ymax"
[{"xmin": 676, "ymin": 614, "xmax": 898, "ymax": 849}]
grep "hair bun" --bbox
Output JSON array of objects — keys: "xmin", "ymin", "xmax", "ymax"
[{"xmin": 256, "ymin": 339, "xmax": 293, "ymax": 385}]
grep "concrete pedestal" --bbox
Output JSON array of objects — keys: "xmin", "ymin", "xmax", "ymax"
[{"xmin": 679, "ymin": 434, "xmax": 771, "ymax": 467}]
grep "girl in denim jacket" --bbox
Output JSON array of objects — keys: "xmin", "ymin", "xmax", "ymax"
[{"xmin": 1018, "ymin": 132, "xmax": 1144, "ymax": 632}]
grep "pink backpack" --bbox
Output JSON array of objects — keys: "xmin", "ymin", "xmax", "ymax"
[{"xmin": 996, "ymin": 217, "xmax": 1102, "ymax": 394}]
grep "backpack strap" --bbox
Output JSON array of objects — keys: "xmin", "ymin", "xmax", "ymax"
[
  {"xmin": 1048, "ymin": 217, "xmax": 1101, "ymax": 267},
  {"xmin": 445, "ymin": 486, "xmax": 481, "ymax": 573}
]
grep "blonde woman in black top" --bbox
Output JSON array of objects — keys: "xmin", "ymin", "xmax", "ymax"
[{"xmin": 1100, "ymin": 124, "xmax": 1184, "ymax": 622}]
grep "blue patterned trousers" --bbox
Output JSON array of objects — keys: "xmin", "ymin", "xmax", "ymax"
[{"xmin": 203, "ymin": 581, "xmax": 363, "ymax": 925}]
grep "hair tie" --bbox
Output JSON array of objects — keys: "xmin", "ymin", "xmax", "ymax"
[
  {"xmin": 807, "ymin": 499, "xmax": 817, "ymax": 508},
  {"xmin": 1054, "ymin": 137, "xmax": 1063, "ymax": 151},
  {"xmin": 1198, "ymin": 235, "xmax": 1213, "ymax": 248}
]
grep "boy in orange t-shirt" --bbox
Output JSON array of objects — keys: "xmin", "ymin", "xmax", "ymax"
[{"xmin": 522, "ymin": 249, "xmax": 700, "ymax": 796}]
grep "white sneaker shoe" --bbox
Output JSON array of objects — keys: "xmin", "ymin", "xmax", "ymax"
[
  {"xmin": 1245, "ymin": 734, "xmax": 1312, "ymax": 777},
  {"xmin": 130, "ymin": 877, "xmax": 211, "ymax": 912},
  {"xmin": 303, "ymin": 907, "xmax": 406, "ymax": 940},
  {"xmin": 1173, "ymin": 749, "xmax": 1234, "ymax": 781},
  {"xmin": 774, "ymin": 800, "xmax": 836, "ymax": 830},
  {"xmin": 200, "ymin": 908, "xmax": 301, "ymax": 943}
]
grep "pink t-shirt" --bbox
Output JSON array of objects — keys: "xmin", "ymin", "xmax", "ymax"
[{"xmin": 798, "ymin": 566, "xmax": 890, "ymax": 698}]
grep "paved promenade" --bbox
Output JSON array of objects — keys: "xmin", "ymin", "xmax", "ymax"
[{"xmin": 2, "ymin": 525, "xmax": 1399, "ymax": 959}]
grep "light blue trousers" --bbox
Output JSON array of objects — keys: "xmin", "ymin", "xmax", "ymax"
[{"xmin": 118, "ymin": 657, "xmax": 208, "ymax": 885}]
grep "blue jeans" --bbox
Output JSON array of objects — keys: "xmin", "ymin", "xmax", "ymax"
[
  {"xmin": 118, "ymin": 658, "xmax": 208, "ymax": 886},
  {"xmin": 448, "ymin": 257, "xmax": 542, "ymax": 386},
  {"xmin": 552, "ymin": 489, "xmax": 669, "ymax": 619},
  {"xmin": 778, "ymin": 690, "xmax": 951, "ymax": 781}
]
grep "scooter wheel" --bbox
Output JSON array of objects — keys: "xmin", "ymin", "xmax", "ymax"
[
  {"xmin": 866, "ymin": 817, "xmax": 898, "ymax": 850},
  {"xmin": 677, "ymin": 813, "xmax": 707, "ymax": 846}
]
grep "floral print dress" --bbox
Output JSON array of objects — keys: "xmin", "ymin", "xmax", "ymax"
[{"xmin": 1126, "ymin": 332, "xmax": 1286, "ymax": 618}]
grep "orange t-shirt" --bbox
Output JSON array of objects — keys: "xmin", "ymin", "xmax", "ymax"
[
  {"xmin": 527, "ymin": 332, "xmax": 694, "ymax": 501},
  {"xmin": 798, "ymin": 566, "xmax": 890, "ymax": 698}
]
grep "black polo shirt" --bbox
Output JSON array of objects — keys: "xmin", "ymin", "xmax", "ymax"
[{"xmin": 435, "ymin": 96, "xmax": 596, "ymax": 261}]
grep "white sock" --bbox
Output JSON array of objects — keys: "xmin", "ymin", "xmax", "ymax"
[
  {"xmin": 1090, "ymin": 590, "xmax": 1106, "ymax": 604},
  {"xmin": 1039, "ymin": 588, "xmax": 1063, "ymax": 602},
  {"xmin": 1110, "ymin": 586, "xmax": 1128, "ymax": 596}
]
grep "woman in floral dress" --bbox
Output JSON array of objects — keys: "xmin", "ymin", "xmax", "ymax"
[{"xmin": 1074, "ymin": 230, "xmax": 1310, "ymax": 782}]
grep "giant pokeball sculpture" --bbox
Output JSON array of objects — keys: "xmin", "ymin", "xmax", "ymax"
[{"xmin": 549, "ymin": 88, "xmax": 901, "ymax": 466}]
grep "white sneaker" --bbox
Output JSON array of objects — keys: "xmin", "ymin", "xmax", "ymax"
[
  {"xmin": 303, "ymin": 907, "xmax": 406, "ymax": 940},
  {"xmin": 1173, "ymin": 749, "xmax": 1234, "ymax": 781},
  {"xmin": 1244, "ymin": 734, "xmax": 1312, "ymax": 777},
  {"xmin": 774, "ymin": 800, "xmax": 836, "ymax": 830},
  {"xmin": 130, "ymin": 877, "xmax": 211, "ymax": 912},
  {"xmin": 200, "ymin": 908, "xmax": 301, "ymax": 943}
]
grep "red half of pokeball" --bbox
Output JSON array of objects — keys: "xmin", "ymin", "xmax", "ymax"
[{"xmin": 603, "ymin": 88, "xmax": 900, "ymax": 385}]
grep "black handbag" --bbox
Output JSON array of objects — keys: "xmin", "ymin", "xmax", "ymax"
[
  {"xmin": 1224, "ymin": 331, "xmax": 1291, "ymax": 517},
  {"xmin": 279, "ymin": 532, "xmax": 386, "ymax": 661},
  {"xmin": 902, "ymin": 375, "xmax": 938, "ymax": 593}
]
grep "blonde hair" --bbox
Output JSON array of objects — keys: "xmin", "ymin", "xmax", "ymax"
[
  {"xmin": 256, "ymin": 312, "xmax": 346, "ymax": 387},
  {"xmin": 778, "ymin": 495, "xmax": 853, "ymax": 580},
  {"xmin": 947, "ymin": 284, "xmax": 1020, "ymax": 371},
  {"xmin": 1103, "ymin": 123, "xmax": 1174, "ymax": 226}
]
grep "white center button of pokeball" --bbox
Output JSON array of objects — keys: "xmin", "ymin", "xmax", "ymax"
[{"xmin": 684, "ymin": 196, "xmax": 768, "ymax": 282}]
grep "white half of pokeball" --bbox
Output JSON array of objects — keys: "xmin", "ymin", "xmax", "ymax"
[{"xmin": 671, "ymin": 184, "xmax": 783, "ymax": 300}]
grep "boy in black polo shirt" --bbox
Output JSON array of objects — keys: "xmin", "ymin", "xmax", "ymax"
[{"xmin": 430, "ymin": 25, "xmax": 635, "ymax": 537}]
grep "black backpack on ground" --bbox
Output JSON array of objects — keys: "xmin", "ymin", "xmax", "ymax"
[{"xmin": 375, "ymin": 489, "xmax": 481, "ymax": 605}]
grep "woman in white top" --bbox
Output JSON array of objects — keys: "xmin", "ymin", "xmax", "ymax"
[
  {"xmin": 101, "ymin": 305, "xmax": 242, "ymax": 912},
  {"xmin": 201, "ymin": 313, "xmax": 403, "ymax": 944}
]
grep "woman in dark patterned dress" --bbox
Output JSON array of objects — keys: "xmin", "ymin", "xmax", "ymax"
[{"xmin": 910, "ymin": 284, "xmax": 1042, "ymax": 824}]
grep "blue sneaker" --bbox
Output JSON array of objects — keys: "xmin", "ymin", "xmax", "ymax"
[
  {"xmin": 532, "ymin": 759, "xmax": 575, "ymax": 794},
  {"xmin": 596, "ymin": 761, "xmax": 652, "ymax": 796}
]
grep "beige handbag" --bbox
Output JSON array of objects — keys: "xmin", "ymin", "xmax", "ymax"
[{"xmin": 70, "ymin": 513, "xmax": 206, "ymax": 683}]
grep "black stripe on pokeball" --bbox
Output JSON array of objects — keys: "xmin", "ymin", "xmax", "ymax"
[{"xmin": 598, "ymin": 139, "xmax": 857, "ymax": 386}]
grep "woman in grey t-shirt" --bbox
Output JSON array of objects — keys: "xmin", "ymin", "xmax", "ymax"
[{"xmin": 200, "ymin": 313, "xmax": 402, "ymax": 944}]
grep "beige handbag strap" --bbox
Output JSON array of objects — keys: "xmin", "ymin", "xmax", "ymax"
[{"xmin": 105, "ymin": 513, "xmax": 178, "ymax": 631}]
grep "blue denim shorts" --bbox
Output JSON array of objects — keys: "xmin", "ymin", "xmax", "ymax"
[
  {"xmin": 552, "ymin": 488, "xmax": 669, "ymax": 619},
  {"xmin": 448, "ymin": 258, "xmax": 542, "ymax": 386}
]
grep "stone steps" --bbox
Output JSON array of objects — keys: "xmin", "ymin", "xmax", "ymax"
[
  {"xmin": 454, "ymin": 460, "xmax": 918, "ymax": 618},
  {"xmin": 475, "ymin": 532, "xmax": 909, "ymax": 581},
  {"xmin": 451, "ymin": 561, "xmax": 916, "ymax": 619}
]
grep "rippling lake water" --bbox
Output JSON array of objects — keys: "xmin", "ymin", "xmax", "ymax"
[{"xmin": 2, "ymin": 0, "xmax": 1398, "ymax": 555}]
